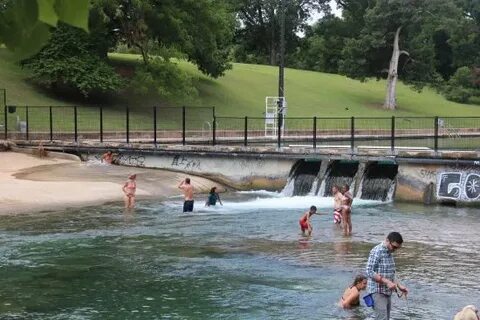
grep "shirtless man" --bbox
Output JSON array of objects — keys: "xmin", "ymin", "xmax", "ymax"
[
  {"xmin": 341, "ymin": 184, "xmax": 353, "ymax": 236},
  {"xmin": 332, "ymin": 185, "xmax": 343, "ymax": 225},
  {"xmin": 178, "ymin": 177, "xmax": 194, "ymax": 212}
]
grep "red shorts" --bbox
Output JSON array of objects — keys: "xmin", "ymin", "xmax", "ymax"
[{"xmin": 299, "ymin": 220, "xmax": 310, "ymax": 231}]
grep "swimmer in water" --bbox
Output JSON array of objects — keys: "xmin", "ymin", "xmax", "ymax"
[{"xmin": 339, "ymin": 275, "xmax": 367, "ymax": 309}]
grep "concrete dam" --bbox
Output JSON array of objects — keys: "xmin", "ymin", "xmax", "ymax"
[{"xmin": 39, "ymin": 143, "xmax": 479, "ymax": 206}]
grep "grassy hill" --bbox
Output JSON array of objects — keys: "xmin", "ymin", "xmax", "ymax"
[{"xmin": 1, "ymin": 49, "xmax": 479, "ymax": 118}]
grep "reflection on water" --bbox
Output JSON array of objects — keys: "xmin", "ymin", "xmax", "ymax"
[{"xmin": 0, "ymin": 192, "xmax": 478, "ymax": 319}]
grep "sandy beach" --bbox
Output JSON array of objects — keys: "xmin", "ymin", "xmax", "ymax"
[{"xmin": 0, "ymin": 151, "xmax": 223, "ymax": 215}]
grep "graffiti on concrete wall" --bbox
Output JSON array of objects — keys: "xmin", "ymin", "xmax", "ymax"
[
  {"xmin": 115, "ymin": 154, "xmax": 146, "ymax": 167},
  {"xmin": 171, "ymin": 155, "xmax": 201, "ymax": 170},
  {"xmin": 437, "ymin": 171, "xmax": 480, "ymax": 201},
  {"xmin": 83, "ymin": 153, "xmax": 146, "ymax": 167}
]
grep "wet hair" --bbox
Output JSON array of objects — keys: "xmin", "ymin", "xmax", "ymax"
[
  {"xmin": 343, "ymin": 184, "xmax": 350, "ymax": 191},
  {"xmin": 185, "ymin": 178, "xmax": 190, "ymax": 184},
  {"xmin": 128, "ymin": 174, "xmax": 136, "ymax": 179},
  {"xmin": 352, "ymin": 275, "xmax": 367, "ymax": 286},
  {"xmin": 332, "ymin": 185, "xmax": 339, "ymax": 191},
  {"xmin": 310, "ymin": 205, "xmax": 317, "ymax": 212},
  {"xmin": 210, "ymin": 187, "xmax": 217, "ymax": 194},
  {"xmin": 387, "ymin": 232, "xmax": 403, "ymax": 244}
]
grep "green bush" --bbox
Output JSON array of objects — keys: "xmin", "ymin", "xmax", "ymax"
[
  {"xmin": 22, "ymin": 24, "xmax": 123, "ymax": 97},
  {"xmin": 443, "ymin": 66, "xmax": 479, "ymax": 103}
]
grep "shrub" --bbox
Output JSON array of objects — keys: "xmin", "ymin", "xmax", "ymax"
[{"xmin": 22, "ymin": 24, "xmax": 123, "ymax": 97}]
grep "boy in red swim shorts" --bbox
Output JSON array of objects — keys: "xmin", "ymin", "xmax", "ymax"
[{"xmin": 299, "ymin": 205, "xmax": 318, "ymax": 237}]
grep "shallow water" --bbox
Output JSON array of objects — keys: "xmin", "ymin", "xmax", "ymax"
[{"xmin": 0, "ymin": 192, "xmax": 478, "ymax": 319}]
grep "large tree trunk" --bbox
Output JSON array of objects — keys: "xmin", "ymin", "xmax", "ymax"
[{"xmin": 384, "ymin": 26, "xmax": 406, "ymax": 110}]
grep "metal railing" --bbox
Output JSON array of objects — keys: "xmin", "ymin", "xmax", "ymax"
[{"xmin": 1, "ymin": 105, "xmax": 479, "ymax": 151}]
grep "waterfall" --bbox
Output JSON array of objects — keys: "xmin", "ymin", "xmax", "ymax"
[
  {"xmin": 357, "ymin": 162, "xmax": 398, "ymax": 202},
  {"xmin": 281, "ymin": 160, "xmax": 321, "ymax": 196},
  {"xmin": 281, "ymin": 177, "xmax": 295, "ymax": 196},
  {"xmin": 318, "ymin": 160, "xmax": 359, "ymax": 196},
  {"xmin": 358, "ymin": 178, "xmax": 395, "ymax": 201}
]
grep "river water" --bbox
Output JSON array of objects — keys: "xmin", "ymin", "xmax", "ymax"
[{"xmin": 0, "ymin": 192, "xmax": 478, "ymax": 319}]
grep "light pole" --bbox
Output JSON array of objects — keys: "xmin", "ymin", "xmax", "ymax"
[{"xmin": 277, "ymin": 0, "xmax": 285, "ymax": 135}]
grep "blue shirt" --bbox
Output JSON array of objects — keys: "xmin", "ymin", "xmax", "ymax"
[{"xmin": 366, "ymin": 242, "xmax": 396, "ymax": 296}]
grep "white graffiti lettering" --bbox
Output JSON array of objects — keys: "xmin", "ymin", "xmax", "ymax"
[{"xmin": 437, "ymin": 172, "xmax": 480, "ymax": 201}]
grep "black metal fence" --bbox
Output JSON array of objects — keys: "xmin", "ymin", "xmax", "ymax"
[{"xmin": 1, "ymin": 105, "xmax": 479, "ymax": 151}]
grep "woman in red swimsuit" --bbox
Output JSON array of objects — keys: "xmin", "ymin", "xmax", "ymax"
[{"xmin": 299, "ymin": 205, "xmax": 317, "ymax": 236}]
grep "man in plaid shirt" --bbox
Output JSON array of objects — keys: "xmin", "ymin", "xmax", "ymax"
[{"xmin": 365, "ymin": 232, "xmax": 409, "ymax": 320}]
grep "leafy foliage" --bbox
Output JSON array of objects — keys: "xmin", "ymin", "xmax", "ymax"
[
  {"xmin": 231, "ymin": 0, "xmax": 330, "ymax": 65},
  {"xmin": 0, "ymin": 0, "xmax": 89, "ymax": 58},
  {"xmin": 444, "ymin": 66, "xmax": 480, "ymax": 103},
  {"xmin": 22, "ymin": 24, "xmax": 122, "ymax": 97},
  {"xmin": 339, "ymin": 0, "xmax": 463, "ymax": 88},
  {"xmin": 102, "ymin": 0, "xmax": 235, "ymax": 78}
]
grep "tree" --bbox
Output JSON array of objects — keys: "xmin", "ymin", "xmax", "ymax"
[
  {"xmin": 232, "ymin": 0, "xmax": 330, "ymax": 65},
  {"xmin": 22, "ymin": 23, "xmax": 123, "ymax": 97},
  {"xmin": 0, "ymin": 0, "xmax": 90, "ymax": 58},
  {"xmin": 104, "ymin": 0, "xmax": 235, "ymax": 78},
  {"xmin": 339, "ymin": 0, "xmax": 463, "ymax": 110}
]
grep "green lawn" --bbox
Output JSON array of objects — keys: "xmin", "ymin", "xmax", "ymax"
[
  {"xmin": 110, "ymin": 53, "xmax": 480, "ymax": 118},
  {"xmin": 1, "ymin": 50, "xmax": 479, "ymax": 129}
]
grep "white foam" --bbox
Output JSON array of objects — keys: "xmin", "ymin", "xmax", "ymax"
[{"xmin": 223, "ymin": 195, "xmax": 382, "ymax": 211}]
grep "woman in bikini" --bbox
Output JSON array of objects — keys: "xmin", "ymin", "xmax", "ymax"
[
  {"xmin": 122, "ymin": 174, "xmax": 137, "ymax": 209},
  {"xmin": 339, "ymin": 275, "xmax": 367, "ymax": 309},
  {"xmin": 341, "ymin": 184, "xmax": 353, "ymax": 236}
]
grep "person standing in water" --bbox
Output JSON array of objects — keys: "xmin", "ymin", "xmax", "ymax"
[
  {"xmin": 205, "ymin": 186, "xmax": 223, "ymax": 207},
  {"xmin": 122, "ymin": 174, "xmax": 137, "ymax": 209},
  {"xmin": 339, "ymin": 275, "xmax": 368, "ymax": 309},
  {"xmin": 332, "ymin": 185, "xmax": 343, "ymax": 225},
  {"xmin": 341, "ymin": 184, "xmax": 353, "ymax": 236},
  {"xmin": 299, "ymin": 205, "xmax": 317, "ymax": 237},
  {"xmin": 178, "ymin": 177, "xmax": 194, "ymax": 212},
  {"xmin": 365, "ymin": 232, "xmax": 409, "ymax": 320}
]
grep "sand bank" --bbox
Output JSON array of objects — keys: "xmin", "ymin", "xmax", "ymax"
[{"xmin": 0, "ymin": 151, "xmax": 223, "ymax": 215}]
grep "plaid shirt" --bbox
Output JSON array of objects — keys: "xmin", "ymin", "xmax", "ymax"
[{"xmin": 366, "ymin": 242, "xmax": 396, "ymax": 296}]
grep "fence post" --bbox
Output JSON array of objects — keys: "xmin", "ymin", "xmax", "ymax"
[
  {"xmin": 350, "ymin": 116, "xmax": 355, "ymax": 152},
  {"xmin": 100, "ymin": 106, "xmax": 103, "ymax": 143},
  {"xmin": 153, "ymin": 106, "xmax": 157, "ymax": 146},
  {"xmin": 277, "ymin": 114, "xmax": 282, "ymax": 149},
  {"xmin": 313, "ymin": 116, "xmax": 317, "ymax": 149},
  {"xmin": 74, "ymin": 106, "xmax": 78, "ymax": 142},
  {"xmin": 391, "ymin": 116, "xmax": 395, "ymax": 152},
  {"xmin": 212, "ymin": 115, "xmax": 216, "ymax": 146},
  {"xmin": 49, "ymin": 106, "xmax": 53, "ymax": 141},
  {"xmin": 126, "ymin": 106, "xmax": 130, "ymax": 144},
  {"xmin": 434, "ymin": 116, "xmax": 439, "ymax": 152},
  {"xmin": 25, "ymin": 106, "xmax": 29, "ymax": 140},
  {"xmin": 244, "ymin": 116, "xmax": 248, "ymax": 147},
  {"xmin": 182, "ymin": 106, "xmax": 186, "ymax": 145},
  {"xmin": 3, "ymin": 106, "xmax": 6, "ymax": 139}
]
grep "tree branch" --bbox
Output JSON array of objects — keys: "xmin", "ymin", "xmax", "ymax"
[{"xmin": 399, "ymin": 50, "xmax": 409, "ymax": 57}]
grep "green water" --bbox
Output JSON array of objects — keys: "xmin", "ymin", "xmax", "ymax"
[{"xmin": 0, "ymin": 193, "xmax": 478, "ymax": 319}]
